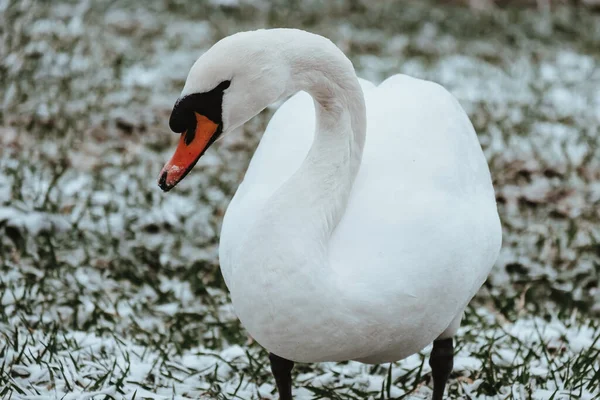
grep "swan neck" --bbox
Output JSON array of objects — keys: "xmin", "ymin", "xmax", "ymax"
[
  {"xmin": 283, "ymin": 38, "xmax": 367, "ymax": 229},
  {"xmin": 238, "ymin": 32, "xmax": 367, "ymax": 287},
  {"xmin": 263, "ymin": 36, "xmax": 365, "ymax": 243}
]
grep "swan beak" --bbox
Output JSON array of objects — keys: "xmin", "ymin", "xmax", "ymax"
[{"xmin": 158, "ymin": 112, "xmax": 220, "ymax": 192}]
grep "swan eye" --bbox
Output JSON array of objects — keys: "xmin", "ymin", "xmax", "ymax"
[{"xmin": 217, "ymin": 80, "xmax": 231, "ymax": 91}]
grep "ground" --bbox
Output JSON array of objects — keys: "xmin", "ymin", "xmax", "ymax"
[{"xmin": 0, "ymin": 0, "xmax": 599, "ymax": 399}]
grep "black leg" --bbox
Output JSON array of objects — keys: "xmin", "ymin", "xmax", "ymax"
[
  {"xmin": 269, "ymin": 352, "xmax": 294, "ymax": 400},
  {"xmin": 429, "ymin": 338, "xmax": 454, "ymax": 400}
]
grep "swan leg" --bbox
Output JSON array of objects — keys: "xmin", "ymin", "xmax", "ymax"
[
  {"xmin": 429, "ymin": 338, "xmax": 454, "ymax": 400},
  {"xmin": 269, "ymin": 352, "xmax": 294, "ymax": 400}
]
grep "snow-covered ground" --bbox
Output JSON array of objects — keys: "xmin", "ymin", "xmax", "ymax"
[{"xmin": 1, "ymin": 0, "xmax": 599, "ymax": 398}]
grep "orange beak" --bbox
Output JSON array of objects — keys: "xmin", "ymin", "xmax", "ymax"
[{"xmin": 158, "ymin": 112, "xmax": 220, "ymax": 191}]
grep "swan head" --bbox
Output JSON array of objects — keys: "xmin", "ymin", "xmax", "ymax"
[{"xmin": 158, "ymin": 30, "xmax": 290, "ymax": 192}]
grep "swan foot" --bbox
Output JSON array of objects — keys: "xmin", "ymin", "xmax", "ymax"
[
  {"xmin": 269, "ymin": 352, "xmax": 294, "ymax": 400},
  {"xmin": 429, "ymin": 338, "xmax": 454, "ymax": 400}
]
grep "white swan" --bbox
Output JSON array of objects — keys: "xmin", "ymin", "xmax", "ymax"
[{"xmin": 159, "ymin": 29, "xmax": 502, "ymax": 400}]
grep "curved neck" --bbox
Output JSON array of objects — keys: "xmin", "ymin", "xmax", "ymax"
[
  {"xmin": 240, "ymin": 31, "xmax": 366, "ymax": 279},
  {"xmin": 283, "ymin": 67, "xmax": 366, "ymax": 244}
]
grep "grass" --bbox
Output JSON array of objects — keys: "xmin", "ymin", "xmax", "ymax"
[{"xmin": 0, "ymin": 0, "xmax": 599, "ymax": 398}]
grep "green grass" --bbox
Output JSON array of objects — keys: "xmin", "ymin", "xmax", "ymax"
[{"xmin": 0, "ymin": 0, "xmax": 599, "ymax": 398}]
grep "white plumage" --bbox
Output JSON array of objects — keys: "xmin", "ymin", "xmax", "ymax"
[{"xmin": 179, "ymin": 28, "xmax": 502, "ymax": 365}]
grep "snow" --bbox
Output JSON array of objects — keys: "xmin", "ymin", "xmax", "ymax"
[{"xmin": 1, "ymin": 311, "xmax": 598, "ymax": 399}]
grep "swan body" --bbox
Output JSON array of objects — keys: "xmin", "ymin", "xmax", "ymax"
[
  {"xmin": 220, "ymin": 74, "xmax": 501, "ymax": 364},
  {"xmin": 161, "ymin": 29, "xmax": 501, "ymax": 367}
]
